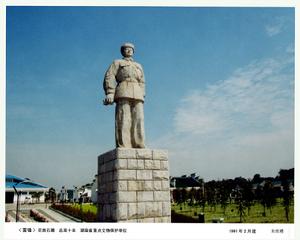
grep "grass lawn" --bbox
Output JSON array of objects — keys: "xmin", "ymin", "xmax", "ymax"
[
  {"xmin": 172, "ymin": 199, "xmax": 294, "ymax": 223},
  {"xmin": 70, "ymin": 203, "xmax": 98, "ymax": 215}
]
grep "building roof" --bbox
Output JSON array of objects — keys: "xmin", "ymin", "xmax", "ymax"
[
  {"xmin": 171, "ymin": 177, "xmax": 202, "ymax": 188},
  {"xmin": 6, "ymin": 174, "xmax": 48, "ymax": 189}
]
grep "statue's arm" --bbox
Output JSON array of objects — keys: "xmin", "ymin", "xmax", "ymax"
[
  {"xmin": 103, "ymin": 61, "xmax": 118, "ymax": 105},
  {"xmin": 139, "ymin": 65, "xmax": 146, "ymax": 99},
  {"xmin": 137, "ymin": 64, "xmax": 146, "ymax": 97}
]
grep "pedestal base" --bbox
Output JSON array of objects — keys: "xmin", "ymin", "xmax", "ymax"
[{"xmin": 97, "ymin": 148, "xmax": 171, "ymax": 223}]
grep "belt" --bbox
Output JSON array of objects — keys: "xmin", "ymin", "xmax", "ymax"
[{"xmin": 121, "ymin": 78, "xmax": 138, "ymax": 83}]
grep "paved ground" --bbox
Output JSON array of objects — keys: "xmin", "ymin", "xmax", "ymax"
[{"xmin": 6, "ymin": 203, "xmax": 77, "ymax": 222}]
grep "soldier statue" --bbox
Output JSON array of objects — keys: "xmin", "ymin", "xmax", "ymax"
[{"xmin": 103, "ymin": 43, "xmax": 145, "ymax": 148}]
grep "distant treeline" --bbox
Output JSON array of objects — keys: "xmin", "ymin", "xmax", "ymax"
[{"xmin": 172, "ymin": 168, "xmax": 294, "ymax": 222}]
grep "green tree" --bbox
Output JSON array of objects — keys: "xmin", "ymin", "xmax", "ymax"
[
  {"xmin": 252, "ymin": 174, "xmax": 261, "ymax": 184},
  {"xmin": 279, "ymin": 169, "xmax": 294, "ymax": 222},
  {"xmin": 205, "ymin": 182, "xmax": 217, "ymax": 212},
  {"xmin": 235, "ymin": 190, "xmax": 246, "ymax": 223},
  {"xmin": 242, "ymin": 180, "xmax": 255, "ymax": 215},
  {"xmin": 31, "ymin": 192, "xmax": 43, "ymax": 203},
  {"xmin": 172, "ymin": 189, "xmax": 179, "ymax": 204},
  {"xmin": 187, "ymin": 187, "xmax": 195, "ymax": 206},
  {"xmin": 174, "ymin": 188, "xmax": 187, "ymax": 210},
  {"xmin": 48, "ymin": 187, "xmax": 56, "ymax": 203},
  {"xmin": 219, "ymin": 181, "xmax": 230, "ymax": 215},
  {"xmin": 194, "ymin": 187, "xmax": 206, "ymax": 212},
  {"xmin": 180, "ymin": 188, "xmax": 188, "ymax": 207},
  {"xmin": 263, "ymin": 180, "xmax": 276, "ymax": 214}
]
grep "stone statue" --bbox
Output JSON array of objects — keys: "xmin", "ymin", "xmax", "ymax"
[{"xmin": 103, "ymin": 43, "xmax": 145, "ymax": 148}]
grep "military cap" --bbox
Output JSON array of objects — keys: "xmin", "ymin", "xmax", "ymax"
[{"xmin": 120, "ymin": 42, "xmax": 135, "ymax": 53}]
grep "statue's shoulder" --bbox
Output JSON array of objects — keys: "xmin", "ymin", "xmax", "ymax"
[
  {"xmin": 133, "ymin": 61, "xmax": 143, "ymax": 69},
  {"xmin": 112, "ymin": 59, "xmax": 123, "ymax": 65}
]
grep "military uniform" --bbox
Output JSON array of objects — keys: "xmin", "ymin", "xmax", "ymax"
[{"xmin": 103, "ymin": 56, "xmax": 145, "ymax": 148}]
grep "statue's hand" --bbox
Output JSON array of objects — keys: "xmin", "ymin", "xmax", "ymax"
[{"xmin": 103, "ymin": 94, "xmax": 114, "ymax": 105}]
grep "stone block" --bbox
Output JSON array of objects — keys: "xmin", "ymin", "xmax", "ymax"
[
  {"xmin": 153, "ymin": 160, "xmax": 161, "ymax": 169},
  {"xmin": 105, "ymin": 182, "xmax": 113, "ymax": 192},
  {"xmin": 137, "ymin": 160, "xmax": 145, "ymax": 169},
  {"xmin": 153, "ymin": 150, "xmax": 168, "ymax": 160},
  {"xmin": 116, "ymin": 203, "xmax": 127, "ymax": 220},
  {"xmin": 138, "ymin": 218, "xmax": 155, "ymax": 223},
  {"xmin": 98, "ymin": 194, "xmax": 105, "ymax": 204},
  {"xmin": 137, "ymin": 202, "xmax": 145, "ymax": 217},
  {"xmin": 101, "ymin": 193, "xmax": 109, "ymax": 203},
  {"xmin": 114, "ymin": 159, "xmax": 127, "ymax": 170},
  {"xmin": 128, "ymin": 181, "xmax": 144, "ymax": 191},
  {"xmin": 153, "ymin": 170, "xmax": 169, "ymax": 180},
  {"xmin": 137, "ymin": 170, "xmax": 152, "ymax": 180},
  {"xmin": 127, "ymin": 159, "xmax": 138, "ymax": 169},
  {"xmin": 116, "ymin": 148, "xmax": 136, "ymax": 159},
  {"xmin": 102, "ymin": 149, "xmax": 117, "ymax": 162},
  {"xmin": 113, "ymin": 180, "xmax": 127, "ymax": 191},
  {"xmin": 145, "ymin": 160, "xmax": 161, "ymax": 170},
  {"xmin": 98, "ymin": 182, "xmax": 106, "ymax": 193},
  {"xmin": 110, "ymin": 204, "xmax": 117, "ymax": 221},
  {"xmin": 98, "ymin": 155, "xmax": 105, "ymax": 166},
  {"xmin": 104, "ymin": 172, "xmax": 113, "ymax": 183},
  {"xmin": 145, "ymin": 202, "xmax": 162, "ymax": 217},
  {"xmin": 109, "ymin": 192, "xmax": 117, "ymax": 203},
  {"xmin": 99, "ymin": 174, "xmax": 106, "ymax": 184},
  {"xmin": 99, "ymin": 164, "xmax": 106, "ymax": 174},
  {"xmin": 154, "ymin": 217, "xmax": 170, "ymax": 223},
  {"xmin": 160, "ymin": 160, "xmax": 169, "ymax": 170},
  {"xmin": 162, "ymin": 201, "xmax": 171, "ymax": 216},
  {"xmin": 117, "ymin": 191, "xmax": 136, "ymax": 202},
  {"xmin": 161, "ymin": 180, "xmax": 170, "ymax": 190},
  {"xmin": 154, "ymin": 217, "xmax": 163, "ymax": 223},
  {"xmin": 120, "ymin": 219, "xmax": 138, "ymax": 223},
  {"xmin": 137, "ymin": 191, "xmax": 153, "ymax": 202},
  {"xmin": 154, "ymin": 191, "xmax": 170, "ymax": 201},
  {"xmin": 105, "ymin": 160, "xmax": 114, "ymax": 172},
  {"xmin": 115, "ymin": 170, "xmax": 136, "ymax": 180},
  {"xmin": 128, "ymin": 203, "xmax": 137, "ymax": 219},
  {"xmin": 103, "ymin": 204, "xmax": 111, "ymax": 219},
  {"xmin": 153, "ymin": 181, "xmax": 162, "ymax": 190},
  {"xmin": 144, "ymin": 181, "xmax": 153, "ymax": 190},
  {"xmin": 144, "ymin": 160, "xmax": 153, "ymax": 169},
  {"xmin": 136, "ymin": 149, "xmax": 152, "ymax": 159}
]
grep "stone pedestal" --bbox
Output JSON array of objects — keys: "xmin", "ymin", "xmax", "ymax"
[{"xmin": 97, "ymin": 148, "xmax": 171, "ymax": 223}]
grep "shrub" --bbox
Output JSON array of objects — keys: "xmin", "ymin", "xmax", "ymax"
[
  {"xmin": 51, "ymin": 203, "xmax": 97, "ymax": 222},
  {"xmin": 30, "ymin": 209, "xmax": 48, "ymax": 222},
  {"xmin": 171, "ymin": 210, "xmax": 199, "ymax": 223}
]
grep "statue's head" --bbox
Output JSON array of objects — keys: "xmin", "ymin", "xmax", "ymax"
[{"xmin": 121, "ymin": 42, "xmax": 135, "ymax": 57}]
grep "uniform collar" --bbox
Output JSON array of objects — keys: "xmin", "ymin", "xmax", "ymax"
[{"xmin": 123, "ymin": 57, "xmax": 134, "ymax": 61}]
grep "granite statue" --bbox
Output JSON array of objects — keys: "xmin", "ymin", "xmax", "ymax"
[{"xmin": 103, "ymin": 43, "xmax": 145, "ymax": 148}]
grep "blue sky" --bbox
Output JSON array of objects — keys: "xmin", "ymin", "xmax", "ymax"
[{"xmin": 6, "ymin": 6, "xmax": 294, "ymax": 190}]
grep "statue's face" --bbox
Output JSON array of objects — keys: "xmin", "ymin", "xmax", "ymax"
[{"xmin": 122, "ymin": 47, "xmax": 134, "ymax": 57}]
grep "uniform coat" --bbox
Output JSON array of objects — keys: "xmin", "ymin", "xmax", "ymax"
[{"xmin": 103, "ymin": 57, "xmax": 146, "ymax": 148}]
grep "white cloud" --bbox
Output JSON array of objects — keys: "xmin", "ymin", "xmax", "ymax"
[
  {"xmin": 265, "ymin": 24, "xmax": 283, "ymax": 37},
  {"xmin": 174, "ymin": 57, "xmax": 293, "ymax": 137},
  {"xmin": 152, "ymin": 53, "xmax": 294, "ymax": 180},
  {"xmin": 265, "ymin": 17, "xmax": 287, "ymax": 37}
]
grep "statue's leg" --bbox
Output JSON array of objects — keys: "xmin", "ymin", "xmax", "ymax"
[
  {"xmin": 131, "ymin": 100, "xmax": 145, "ymax": 148},
  {"xmin": 115, "ymin": 99, "xmax": 132, "ymax": 148}
]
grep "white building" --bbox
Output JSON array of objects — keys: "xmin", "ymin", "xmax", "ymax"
[
  {"xmin": 91, "ymin": 175, "xmax": 98, "ymax": 204},
  {"xmin": 59, "ymin": 186, "xmax": 67, "ymax": 202},
  {"xmin": 81, "ymin": 183, "xmax": 92, "ymax": 203},
  {"xmin": 5, "ymin": 174, "xmax": 49, "ymax": 204},
  {"xmin": 73, "ymin": 186, "xmax": 79, "ymax": 202}
]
